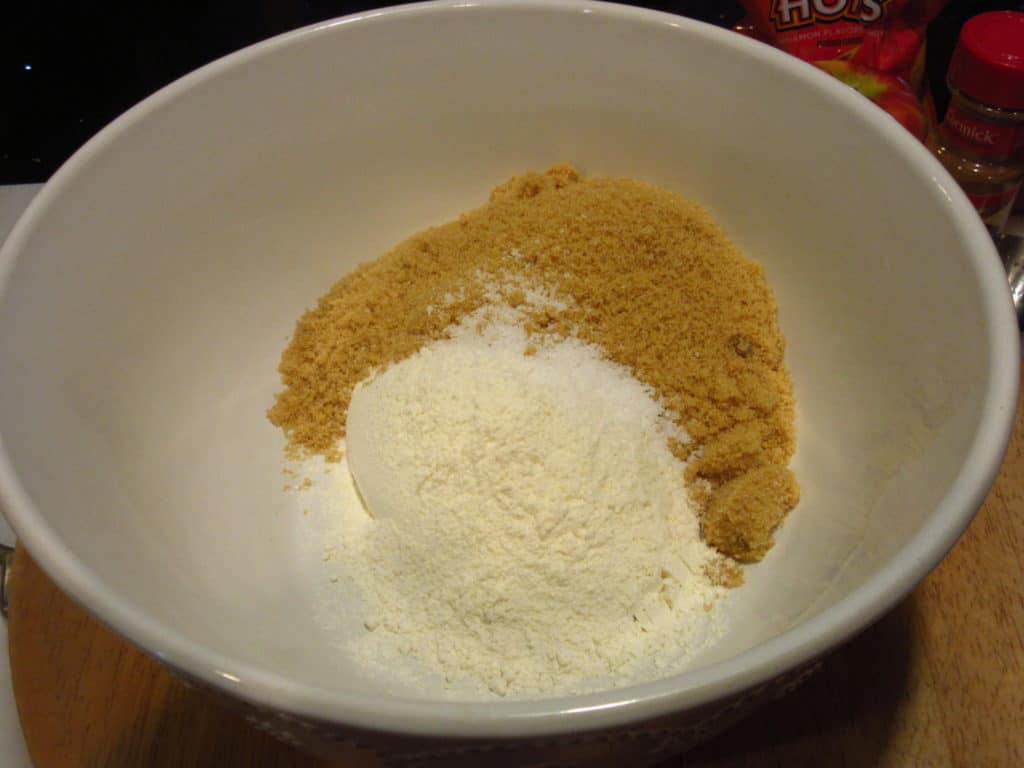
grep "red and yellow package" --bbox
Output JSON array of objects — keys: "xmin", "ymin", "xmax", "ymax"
[{"xmin": 736, "ymin": 0, "xmax": 950, "ymax": 142}]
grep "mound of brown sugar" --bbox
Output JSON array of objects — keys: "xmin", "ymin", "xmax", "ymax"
[{"xmin": 269, "ymin": 165, "xmax": 798, "ymax": 567}]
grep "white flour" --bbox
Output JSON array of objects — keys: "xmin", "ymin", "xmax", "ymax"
[{"xmin": 328, "ymin": 308, "xmax": 727, "ymax": 698}]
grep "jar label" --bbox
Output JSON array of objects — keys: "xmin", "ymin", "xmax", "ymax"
[
  {"xmin": 965, "ymin": 183, "xmax": 1022, "ymax": 231},
  {"xmin": 941, "ymin": 102, "xmax": 1024, "ymax": 159}
]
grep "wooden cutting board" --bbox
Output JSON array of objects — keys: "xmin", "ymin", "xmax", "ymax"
[{"xmin": 8, "ymin": 382, "xmax": 1024, "ymax": 768}]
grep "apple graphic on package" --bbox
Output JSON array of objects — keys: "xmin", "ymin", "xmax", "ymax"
[{"xmin": 814, "ymin": 59, "xmax": 929, "ymax": 142}]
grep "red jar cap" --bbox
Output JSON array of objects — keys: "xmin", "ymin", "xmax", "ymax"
[{"xmin": 948, "ymin": 11, "xmax": 1024, "ymax": 110}]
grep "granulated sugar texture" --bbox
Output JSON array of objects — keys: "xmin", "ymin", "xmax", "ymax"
[{"xmin": 269, "ymin": 165, "xmax": 799, "ymax": 696}]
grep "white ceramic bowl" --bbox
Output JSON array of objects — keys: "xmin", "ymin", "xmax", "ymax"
[{"xmin": 0, "ymin": 0, "xmax": 1018, "ymax": 763}]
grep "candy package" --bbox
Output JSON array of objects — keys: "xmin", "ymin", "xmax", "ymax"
[{"xmin": 736, "ymin": 0, "xmax": 950, "ymax": 141}]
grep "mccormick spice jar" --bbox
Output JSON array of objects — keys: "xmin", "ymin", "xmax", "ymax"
[{"xmin": 929, "ymin": 11, "xmax": 1024, "ymax": 236}]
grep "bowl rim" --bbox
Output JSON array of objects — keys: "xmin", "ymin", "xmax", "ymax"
[{"xmin": 0, "ymin": 0, "xmax": 1019, "ymax": 740}]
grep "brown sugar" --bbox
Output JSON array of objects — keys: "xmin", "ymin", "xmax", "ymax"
[{"xmin": 268, "ymin": 164, "xmax": 798, "ymax": 566}]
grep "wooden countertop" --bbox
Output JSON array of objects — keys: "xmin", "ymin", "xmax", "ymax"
[{"xmin": 8, "ymin": 382, "xmax": 1024, "ymax": 768}]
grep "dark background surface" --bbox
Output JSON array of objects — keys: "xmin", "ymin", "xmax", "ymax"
[{"xmin": 1, "ymin": 0, "xmax": 1020, "ymax": 184}]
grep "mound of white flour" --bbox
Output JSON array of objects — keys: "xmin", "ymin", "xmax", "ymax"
[{"xmin": 339, "ymin": 316, "xmax": 726, "ymax": 697}]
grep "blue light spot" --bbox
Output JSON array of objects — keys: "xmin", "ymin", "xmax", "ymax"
[{"xmin": 23, "ymin": 64, "xmax": 32, "ymax": 71}]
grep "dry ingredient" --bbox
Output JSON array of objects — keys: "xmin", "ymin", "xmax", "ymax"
[
  {"xmin": 928, "ymin": 11, "xmax": 1024, "ymax": 236},
  {"xmin": 341, "ymin": 310, "xmax": 725, "ymax": 696},
  {"xmin": 269, "ymin": 165, "xmax": 798, "ymax": 565}
]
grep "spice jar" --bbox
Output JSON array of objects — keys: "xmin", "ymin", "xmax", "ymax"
[{"xmin": 929, "ymin": 11, "xmax": 1024, "ymax": 236}]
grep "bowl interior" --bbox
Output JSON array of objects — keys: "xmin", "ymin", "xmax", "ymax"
[{"xmin": 0, "ymin": 0, "xmax": 1012, "ymax": 726}]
